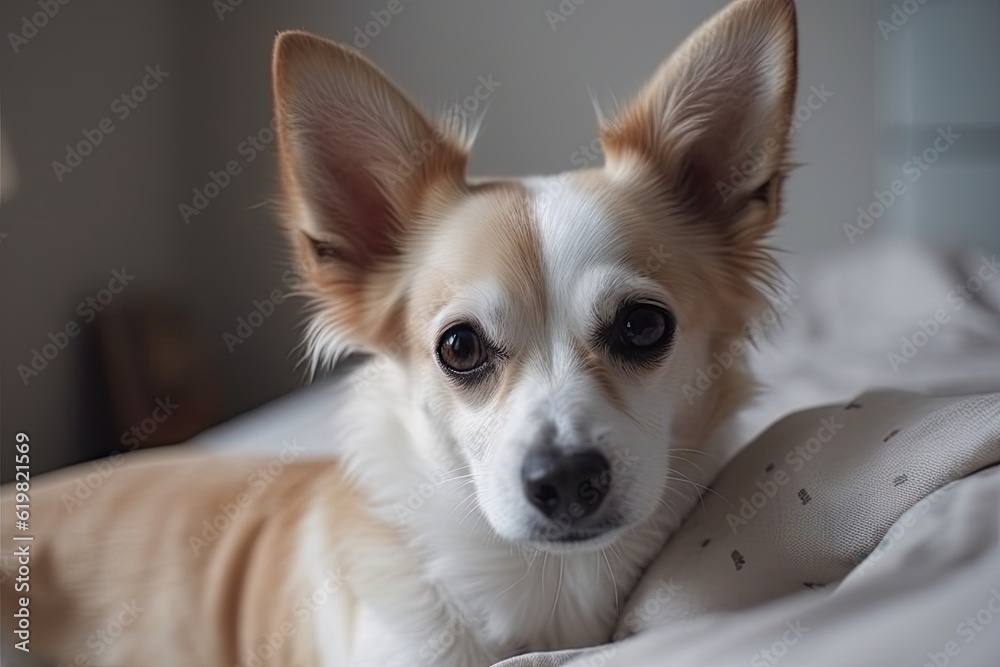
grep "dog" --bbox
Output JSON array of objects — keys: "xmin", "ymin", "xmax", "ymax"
[{"xmin": 0, "ymin": 0, "xmax": 798, "ymax": 664}]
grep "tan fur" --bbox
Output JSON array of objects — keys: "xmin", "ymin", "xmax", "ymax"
[
  {"xmin": 0, "ymin": 452, "xmax": 382, "ymax": 665},
  {"xmin": 578, "ymin": 343, "xmax": 628, "ymax": 413}
]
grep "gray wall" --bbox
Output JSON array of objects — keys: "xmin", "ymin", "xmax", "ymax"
[
  {"xmin": 316, "ymin": 0, "xmax": 876, "ymax": 256},
  {"xmin": 875, "ymin": 0, "xmax": 1000, "ymax": 249},
  {"xmin": 4, "ymin": 0, "xmax": 993, "ymax": 476},
  {"xmin": 2, "ymin": 1, "xmax": 191, "ymax": 474}
]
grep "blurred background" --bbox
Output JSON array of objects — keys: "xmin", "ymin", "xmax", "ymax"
[{"xmin": 2, "ymin": 0, "xmax": 998, "ymax": 481}]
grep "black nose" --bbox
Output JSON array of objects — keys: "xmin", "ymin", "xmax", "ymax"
[{"xmin": 521, "ymin": 448, "xmax": 611, "ymax": 522}]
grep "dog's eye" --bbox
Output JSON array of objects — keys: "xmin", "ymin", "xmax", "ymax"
[
  {"xmin": 304, "ymin": 233, "xmax": 339, "ymax": 260},
  {"xmin": 611, "ymin": 305, "xmax": 676, "ymax": 357},
  {"xmin": 438, "ymin": 326, "xmax": 489, "ymax": 373}
]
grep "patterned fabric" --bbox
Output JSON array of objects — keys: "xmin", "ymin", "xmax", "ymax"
[{"xmin": 494, "ymin": 390, "xmax": 1000, "ymax": 667}]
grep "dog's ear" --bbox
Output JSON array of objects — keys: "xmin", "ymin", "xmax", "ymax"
[
  {"xmin": 601, "ymin": 0, "xmax": 798, "ymax": 236},
  {"xmin": 273, "ymin": 31, "xmax": 467, "ymax": 358}
]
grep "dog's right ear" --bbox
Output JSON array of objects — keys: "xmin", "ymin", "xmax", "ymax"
[
  {"xmin": 601, "ymin": 0, "xmax": 798, "ymax": 229},
  {"xmin": 273, "ymin": 31, "xmax": 467, "ymax": 354}
]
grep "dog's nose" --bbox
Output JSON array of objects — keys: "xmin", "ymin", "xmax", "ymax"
[{"xmin": 521, "ymin": 448, "xmax": 611, "ymax": 521}]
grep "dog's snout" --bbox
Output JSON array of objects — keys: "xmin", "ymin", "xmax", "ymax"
[{"xmin": 521, "ymin": 448, "xmax": 611, "ymax": 521}]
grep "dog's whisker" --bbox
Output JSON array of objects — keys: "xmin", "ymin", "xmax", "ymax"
[
  {"xmin": 654, "ymin": 496, "xmax": 683, "ymax": 525},
  {"xmin": 435, "ymin": 463, "xmax": 474, "ymax": 477},
  {"xmin": 469, "ymin": 511, "xmax": 490, "ymax": 536},
  {"xmin": 602, "ymin": 549, "xmax": 619, "ymax": 612},
  {"xmin": 433, "ymin": 473, "xmax": 478, "ymax": 488},
  {"xmin": 657, "ymin": 485, "xmax": 696, "ymax": 520},
  {"xmin": 489, "ymin": 554, "xmax": 535, "ymax": 603},
  {"xmin": 620, "ymin": 406, "xmax": 664, "ymax": 437},
  {"xmin": 669, "ymin": 454, "xmax": 708, "ymax": 476},
  {"xmin": 664, "ymin": 470, "xmax": 724, "ymax": 501},
  {"xmin": 439, "ymin": 480, "xmax": 480, "ymax": 507},
  {"xmin": 664, "ymin": 471, "xmax": 734, "ymax": 515},
  {"xmin": 541, "ymin": 553, "xmax": 550, "ymax": 597},
  {"xmin": 447, "ymin": 492, "xmax": 480, "ymax": 522},
  {"xmin": 549, "ymin": 557, "xmax": 565, "ymax": 623},
  {"xmin": 669, "ymin": 448, "xmax": 720, "ymax": 459},
  {"xmin": 456, "ymin": 495, "xmax": 484, "ymax": 526},
  {"xmin": 437, "ymin": 470, "xmax": 476, "ymax": 483},
  {"xmin": 664, "ymin": 474, "xmax": 710, "ymax": 513}
]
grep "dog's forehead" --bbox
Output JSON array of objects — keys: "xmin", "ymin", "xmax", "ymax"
[
  {"xmin": 525, "ymin": 174, "xmax": 625, "ymax": 294},
  {"xmin": 420, "ymin": 175, "xmax": 629, "ymax": 320},
  {"xmin": 420, "ymin": 183, "xmax": 544, "ymax": 313}
]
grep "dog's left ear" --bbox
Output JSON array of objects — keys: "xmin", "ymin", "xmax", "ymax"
[
  {"xmin": 601, "ymin": 0, "xmax": 798, "ymax": 235},
  {"xmin": 272, "ymin": 31, "xmax": 468, "ymax": 358}
]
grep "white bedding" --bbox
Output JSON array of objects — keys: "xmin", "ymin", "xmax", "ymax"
[
  {"xmin": 510, "ymin": 464, "xmax": 1000, "ymax": 667},
  {"xmin": 741, "ymin": 241, "xmax": 1000, "ymax": 441}
]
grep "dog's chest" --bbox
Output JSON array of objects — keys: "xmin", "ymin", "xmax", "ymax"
[
  {"xmin": 342, "ymin": 519, "xmax": 627, "ymax": 665},
  {"xmin": 421, "ymin": 535, "xmax": 626, "ymax": 661}
]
